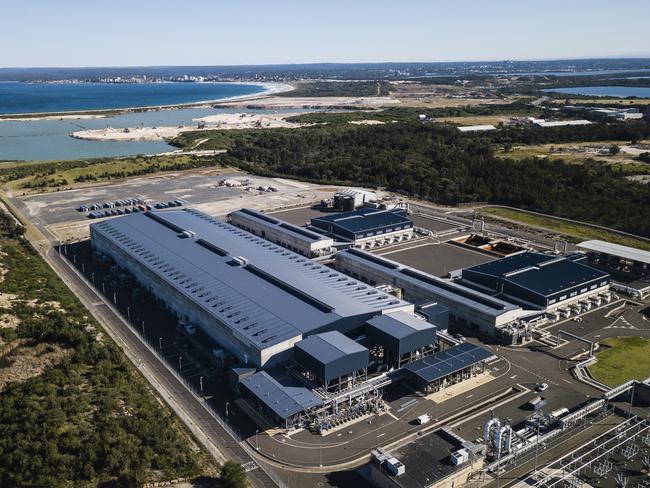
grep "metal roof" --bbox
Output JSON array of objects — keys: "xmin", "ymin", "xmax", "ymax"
[
  {"xmin": 232, "ymin": 208, "xmax": 332, "ymax": 243},
  {"xmin": 311, "ymin": 208, "xmax": 412, "ymax": 234},
  {"xmin": 578, "ymin": 240, "xmax": 650, "ymax": 265},
  {"xmin": 294, "ymin": 331, "xmax": 369, "ymax": 382},
  {"xmin": 366, "ymin": 312, "xmax": 437, "ymax": 357},
  {"xmin": 337, "ymin": 249, "xmax": 520, "ymax": 317},
  {"xmin": 91, "ymin": 209, "xmax": 412, "ymax": 353},
  {"xmin": 462, "ymin": 252, "xmax": 609, "ymax": 297},
  {"xmin": 403, "ymin": 343, "xmax": 494, "ymax": 383},
  {"xmin": 240, "ymin": 371, "xmax": 322, "ymax": 419},
  {"xmin": 367, "ymin": 311, "xmax": 435, "ymax": 339},
  {"xmin": 296, "ymin": 331, "xmax": 367, "ymax": 363}
]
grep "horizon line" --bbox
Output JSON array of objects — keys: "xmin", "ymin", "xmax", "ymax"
[{"xmin": 3, "ymin": 55, "xmax": 650, "ymax": 71}]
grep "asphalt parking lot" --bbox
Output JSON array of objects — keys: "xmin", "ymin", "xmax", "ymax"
[
  {"xmin": 375, "ymin": 241, "xmax": 496, "ymax": 276},
  {"xmin": 18, "ymin": 169, "xmax": 316, "ymax": 226}
]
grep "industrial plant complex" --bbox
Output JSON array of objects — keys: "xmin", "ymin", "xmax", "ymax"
[{"xmin": 52, "ymin": 178, "xmax": 647, "ymax": 488}]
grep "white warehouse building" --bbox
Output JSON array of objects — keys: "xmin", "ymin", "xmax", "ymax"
[{"xmin": 229, "ymin": 208, "xmax": 334, "ymax": 258}]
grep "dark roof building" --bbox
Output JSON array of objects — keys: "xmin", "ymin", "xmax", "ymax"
[
  {"xmin": 90, "ymin": 209, "xmax": 413, "ymax": 367},
  {"xmin": 294, "ymin": 331, "xmax": 369, "ymax": 385},
  {"xmin": 366, "ymin": 312, "xmax": 437, "ymax": 365},
  {"xmin": 461, "ymin": 252, "xmax": 610, "ymax": 309},
  {"xmin": 311, "ymin": 208, "xmax": 413, "ymax": 242},
  {"xmin": 239, "ymin": 371, "xmax": 322, "ymax": 426}
]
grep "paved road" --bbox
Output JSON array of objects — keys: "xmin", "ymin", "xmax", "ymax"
[{"xmin": 6, "ymin": 197, "xmax": 280, "ymax": 488}]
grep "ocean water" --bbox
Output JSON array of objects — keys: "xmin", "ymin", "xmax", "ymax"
[
  {"xmin": 0, "ymin": 107, "xmax": 293, "ymax": 161},
  {"xmin": 0, "ymin": 81, "xmax": 265, "ymax": 115},
  {"xmin": 0, "ymin": 82, "xmax": 273, "ymax": 161},
  {"xmin": 544, "ymin": 86, "xmax": 650, "ymax": 98}
]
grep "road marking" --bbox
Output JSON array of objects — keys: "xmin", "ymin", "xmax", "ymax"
[
  {"xmin": 510, "ymin": 374, "xmax": 518, "ymax": 379},
  {"xmin": 377, "ymin": 433, "xmax": 386, "ymax": 438},
  {"xmin": 562, "ymin": 379, "xmax": 573, "ymax": 385},
  {"xmin": 386, "ymin": 411, "xmax": 399, "ymax": 421},
  {"xmin": 466, "ymin": 394, "xmax": 474, "ymax": 399}
]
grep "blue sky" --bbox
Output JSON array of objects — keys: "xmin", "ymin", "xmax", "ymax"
[{"xmin": 2, "ymin": 0, "xmax": 650, "ymax": 67}]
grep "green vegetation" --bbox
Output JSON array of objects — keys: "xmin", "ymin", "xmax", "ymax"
[
  {"xmin": 479, "ymin": 207, "xmax": 650, "ymax": 251},
  {"xmin": 0, "ymin": 211, "xmax": 212, "ymax": 486},
  {"xmin": 219, "ymin": 461, "xmax": 248, "ymax": 488},
  {"xmin": 284, "ymin": 102, "xmax": 539, "ymax": 124},
  {"xmin": 589, "ymin": 337, "xmax": 650, "ymax": 386},
  {"xmin": 172, "ymin": 120, "xmax": 650, "ymax": 238},
  {"xmin": 278, "ymin": 80, "xmax": 392, "ymax": 97},
  {"xmin": 0, "ymin": 154, "xmax": 225, "ymax": 192}
]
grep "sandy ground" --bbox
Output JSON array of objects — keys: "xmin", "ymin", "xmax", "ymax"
[
  {"xmin": 213, "ymin": 95, "xmax": 400, "ymax": 109},
  {"xmin": 70, "ymin": 112, "xmax": 309, "ymax": 141},
  {"xmin": 349, "ymin": 119, "xmax": 386, "ymax": 125}
]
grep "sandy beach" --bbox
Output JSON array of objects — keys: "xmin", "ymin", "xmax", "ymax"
[{"xmin": 70, "ymin": 112, "xmax": 309, "ymax": 142}]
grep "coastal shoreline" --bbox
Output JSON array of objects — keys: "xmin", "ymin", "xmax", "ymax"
[
  {"xmin": 69, "ymin": 112, "xmax": 309, "ymax": 142},
  {"xmin": 0, "ymin": 81, "xmax": 295, "ymax": 121}
]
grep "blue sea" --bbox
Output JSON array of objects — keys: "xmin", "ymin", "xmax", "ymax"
[
  {"xmin": 0, "ymin": 81, "xmax": 265, "ymax": 115},
  {"xmin": 0, "ymin": 82, "xmax": 272, "ymax": 161},
  {"xmin": 544, "ymin": 86, "xmax": 650, "ymax": 98}
]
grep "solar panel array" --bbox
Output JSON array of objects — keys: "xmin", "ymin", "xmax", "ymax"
[{"xmin": 403, "ymin": 343, "xmax": 494, "ymax": 383}]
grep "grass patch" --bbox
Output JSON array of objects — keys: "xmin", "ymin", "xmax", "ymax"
[
  {"xmin": 589, "ymin": 337, "xmax": 650, "ymax": 386},
  {"xmin": 480, "ymin": 207, "xmax": 650, "ymax": 251},
  {"xmin": 1, "ymin": 154, "xmax": 225, "ymax": 194}
]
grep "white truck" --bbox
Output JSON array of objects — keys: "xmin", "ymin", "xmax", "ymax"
[{"xmin": 416, "ymin": 413, "xmax": 432, "ymax": 425}]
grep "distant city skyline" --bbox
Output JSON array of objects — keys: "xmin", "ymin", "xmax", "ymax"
[{"xmin": 2, "ymin": 0, "xmax": 650, "ymax": 68}]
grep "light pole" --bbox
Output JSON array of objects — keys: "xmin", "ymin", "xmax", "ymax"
[
  {"xmin": 81, "ymin": 263, "xmax": 85, "ymax": 273},
  {"xmin": 102, "ymin": 282, "xmax": 105, "ymax": 294},
  {"xmin": 255, "ymin": 429, "xmax": 259, "ymax": 450},
  {"xmin": 112, "ymin": 292, "xmax": 117, "ymax": 305},
  {"xmin": 141, "ymin": 321, "xmax": 145, "ymax": 335},
  {"xmin": 200, "ymin": 376, "xmax": 204, "ymax": 397},
  {"xmin": 158, "ymin": 337, "xmax": 162, "ymax": 350},
  {"xmin": 127, "ymin": 306, "xmax": 130, "ymax": 321},
  {"xmin": 225, "ymin": 401, "xmax": 229, "ymax": 417},
  {"xmin": 178, "ymin": 356, "xmax": 183, "ymax": 371},
  {"xmin": 91, "ymin": 272, "xmax": 95, "ymax": 284}
]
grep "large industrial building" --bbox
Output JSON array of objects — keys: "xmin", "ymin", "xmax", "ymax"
[
  {"xmin": 311, "ymin": 207, "xmax": 414, "ymax": 249},
  {"xmin": 336, "ymin": 248, "xmax": 527, "ymax": 343},
  {"xmin": 90, "ymin": 209, "xmax": 413, "ymax": 368},
  {"xmin": 459, "ymin": 252, "xmax": 611, "ymax": 312},
  {"xmin": 89, "ymin": 208, "xmax": 495, "ymax": 431},
  {"xmin": 336, "ymin": 249, "xmax": 611, "ymax": 343},
  {"xmin": 578, "ymin": 240, "xmax": 650, "ymax": 277},
  {"xmin": 229, "ymin": 208, "xmax": 334, "ymax": 258}
]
